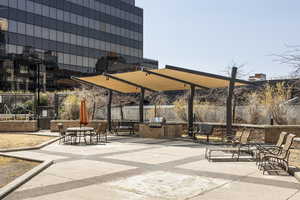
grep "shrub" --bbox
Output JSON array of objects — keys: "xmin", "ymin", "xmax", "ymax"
[
  {"xmin": 261, "ymin": 82, "xmax": 292, "ymax": 125},
  {"xmin": 173, "ymin": 95, "xmax": 188, "ymax": 121},
  {"xmin": 245, "ymin": 92, "xmax": 262, "ymax": 124},
  {"xmin": 60, "ymin": 94, "xmax": 80, "ymax": 120}
]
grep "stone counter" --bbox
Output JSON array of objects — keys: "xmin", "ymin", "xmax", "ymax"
[{"xmin": 138, "ymin": 124, "xmax": 183, "ymax": 139}]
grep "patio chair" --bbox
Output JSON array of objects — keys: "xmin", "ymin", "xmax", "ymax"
[
  {"xmin": 93, "ymin": 122, "xmax": 108, "ymax": 143},
  {"xmin": 58, "ymin": 123, "xmax": 66, "ymax": 144},
  {"xmin": 255, "ymin": 132, "xmax": 287, "ymax": 165},
  {"xmin": 206, "ymin": 129, "xmax": 252, "ymax": 161},
  {"xmin": 259, "ymin": 133, "xmax": 296, "ymax": 174},
  {"xmin": 193, "ymin": 124, "xmax": 214, "ymax": 142}
]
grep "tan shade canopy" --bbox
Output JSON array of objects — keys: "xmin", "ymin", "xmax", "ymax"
[
  {"xmin": 73, "ymin": 66, "xmax": 250, "ymax": 93},
  {"xmin": 77, "ymin": 75, "xmax": 141, "ymax": 93}
]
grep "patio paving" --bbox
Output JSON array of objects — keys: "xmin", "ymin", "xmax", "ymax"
[{"xmin": 2, "ymin": 136, "xmax": 300, "ymax": 200}]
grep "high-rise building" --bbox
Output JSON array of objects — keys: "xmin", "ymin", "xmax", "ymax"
[{"xmin": 0, "ymin": 0, "xmax": 143, "ymax": 74}]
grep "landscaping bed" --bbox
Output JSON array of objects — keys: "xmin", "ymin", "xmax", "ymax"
[
  {"xmin": 0, "ymin": 156, "xmax": 39, "ymax": 188},
  {"xmin": 0, "ymin": 134, "xmax": 56, "ymax": 149}
]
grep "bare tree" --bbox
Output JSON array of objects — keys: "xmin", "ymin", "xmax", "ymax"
[
  {"xmin": 274, "ymin": 45, "xmax": 300, "ymax": 77},
  {"xmin": 222, "ymin": 61, "xmax": 251, "ymax": 79}
]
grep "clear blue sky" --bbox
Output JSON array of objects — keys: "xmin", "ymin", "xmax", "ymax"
[{"xmin": 136, "ymin": 0, "xmax": 300, "ymax": 79}]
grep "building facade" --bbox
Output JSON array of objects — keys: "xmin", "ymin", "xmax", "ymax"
[{"xmin": 0, "ymin": 0, "xmax": 143, "ymax": 74}]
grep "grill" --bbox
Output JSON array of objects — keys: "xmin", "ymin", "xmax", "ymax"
[{"xmin": 148, "ymin": 117, "xmax": 166, "ymax": 128}]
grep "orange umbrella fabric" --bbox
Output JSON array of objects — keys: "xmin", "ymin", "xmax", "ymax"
[{"xmin": 80, "ymin": 100, "xmax": 89, "ymax": 126}]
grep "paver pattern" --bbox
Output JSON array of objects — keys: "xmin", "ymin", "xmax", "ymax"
[{"xmin": 3, "ymin": 136, "xmax": 300, "ymax": 200}]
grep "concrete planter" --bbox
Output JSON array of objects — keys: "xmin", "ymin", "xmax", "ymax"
[{"xmin": 0, "ymin": 120, "xmax": 38, "ymax": 132}]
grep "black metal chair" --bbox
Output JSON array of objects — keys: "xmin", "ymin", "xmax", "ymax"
[{"xmin": 194, "ymin": 124, "xmax": 214, "ymax": 142}]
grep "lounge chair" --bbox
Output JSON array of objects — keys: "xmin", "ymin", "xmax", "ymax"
[
  {"xmin": 224, "ymin": 129, "xmax": 244, "ymax": 145},
  {"xmin": 259, "ymin": 133, "xmax": 296, "ymax": 174},
  {"xmin": 255, "ymin": 132, "xmax": 287, "ymax": 165},
  {"xmin": 206, "ymin": 129, "xmax": 252, "ymax": 161}
]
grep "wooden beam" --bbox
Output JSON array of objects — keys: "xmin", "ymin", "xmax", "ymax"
[
  {"xmin": 188, "ymin": 85, "xmax": 195, "ymax": 137},
  {"xmin": 226, "ymin": 67, "xmax": 237, "ymax": 136},
  {"xmin": 107, "ymin": 90, "xmax": 112, "ymax": 131},
  {"xmin": 139, "ymin": 88, "xmax": 145, "ymax": 123}
]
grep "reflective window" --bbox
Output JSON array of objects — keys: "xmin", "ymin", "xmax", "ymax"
[
  {"xmin": 57, "ymin": 31, "xmax": 63, "ymax": 42},
  {"xmin": 42, "ymin": 27, "xmax": 49, "ymax": 39},
  {"xmin": 58, "ymin": 52, "xmax": 64, "ymax": 64},
  {"xmin": 42, "ymin": 5, "xmax": 50, "ymax": 17},
  {"xmin": 0, "ymin": 0, "xmax": 8, "ymax": 7},
  {"xmin": 49, "ymin": 29, "xmax": 56, "ymax": 41},
  {"xmin": 70, "ymin": 13, "xmax": 77, "ymax": 24},
  {"xmin": 70, "ymin": 55, "xmax": 76, "ymax": 65},
  {"xmin": 26, "ymin": 23, "xmax": 34, "ymax": 36},
  {"xmin": 77, "ymin": 35, "xmax": 82, "ymax": 46},
  {"xmin": 50, "ymin": 7, "xmax": 56, "ymax": 19},
  {"xmin": 18, "ymin": 22, "xmax": 26, "ymax": 34},
  {"xmin": 57, "ymin": 10, "xmax": 63, "ymax": 20},
  {"xmin": 0, "ymin": 18, "xmax": 8, "ymax": 31},
  {"xmin": 77, "ymin": 55, "xmax": 83, "ymax": 66},
  {"xmin": 27, "ymin": 1, "xmax": 34, "ymax": 13},
  {"xmin": 64, "ymin": 11, "xmax": 70, "ymax": 22},
  {"xmin": 34, "ymin": 26, "xmax": 42, "ymax": 38},
  {"xmin": 34, "ymin": 3, "xmax": 42, "ymax": 15},
  {"xmin": 17, "ymin": 0, "xmax": 26, "ymax": 9},
  {"xmin": 70, "ymin": 34, "xmax": 76, "ymax": 45},
  {"xmin": 64, "ymin": 53, "xmax": 70, "ymax": 65},
  {"xmin": 83, "ymin": 57, "xmax": 88, "ymax": 67},
  {"xmin": 88, "ymin": 38, "xmax": 94, "ymax": 49},
  {"xmin": 64, "ymin": 32, "xmax": 70, "ymax": 43},
  {"xmin": 9, "ymin": 0, "xmax": 17, "ymax": 8}
]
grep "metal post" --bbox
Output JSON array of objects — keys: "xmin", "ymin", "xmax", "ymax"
[
  {"xmin": 54, "ymin": 93, "xmax": 59, "ymax": 120},
  {"xmin": 37, "ymin": 62, "xmax": 40, "ymax": 129},
  {"xmin": 226, "ymin": 67, "xmax": 237, "ymax": 136},
  {"xmin": 107, "ymin": 90, "xmax": 112, "ymax": 131},
  {"xmin": 139, "ymin": 88, "xmax": 145, "ymax": 123},
  {"xmin": 188, "ymin": 85, "xmax": 195, "ymax": 137}
]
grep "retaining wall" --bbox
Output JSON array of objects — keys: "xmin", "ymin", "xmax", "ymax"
[{"xmin": 0, "ymin": 121, "xmax": 38, "ymax": 132}]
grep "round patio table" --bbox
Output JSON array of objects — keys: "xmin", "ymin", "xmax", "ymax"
[{"xmin": 66, "ymin": 127, "xmax": 95, "ymax": 144}]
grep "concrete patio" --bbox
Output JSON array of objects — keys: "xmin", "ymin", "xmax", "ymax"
[{"xmin": 3, "ymin": 136, "xmax": 300, "ymax": 200}]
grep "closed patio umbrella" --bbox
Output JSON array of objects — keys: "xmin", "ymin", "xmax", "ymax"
[{"xmin": 80, "ymin": 99, "xmax": 89, "ymax": 127}]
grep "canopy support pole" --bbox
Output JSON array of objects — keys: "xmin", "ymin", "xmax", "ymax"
[
  {"xmin": 226, "ymin": 67, "xmax": 237, "ymax": 136},
  {"xmin": 139, "ymin": 88, "xmax": 145, "ymax": 123},
  {"xmin": 107, "ymin": 90, "xmax": 112, "ymax": 132},
  {"xmin": 188, "ymin": 85, "xmax": 195, "ymax": 137}
]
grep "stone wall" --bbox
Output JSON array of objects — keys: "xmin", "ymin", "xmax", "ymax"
[
  {"xmin": 0, "ymin": 121, "xmax": 38, "ymax": 132},
  {"xmin": 50, "ymin": 120, "xmax": 107, "ymax": 132}
]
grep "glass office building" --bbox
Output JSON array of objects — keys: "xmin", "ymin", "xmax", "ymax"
[{"xmin": 0, "ymin": 0, "xmax": 143, "ymax": 73}]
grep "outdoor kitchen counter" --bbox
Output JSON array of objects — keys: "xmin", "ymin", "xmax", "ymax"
[{"xmin": 138, "ymin": 123, "xmax": 183, "ymax": 139}]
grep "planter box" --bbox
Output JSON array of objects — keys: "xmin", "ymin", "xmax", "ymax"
[
  {"xmin": 0, "ymin": 121, "xmax": 38, "ymax": 132},
  {"xmin": 50, "ymin": 120, "xmax": 107, "ymax": 132}
]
